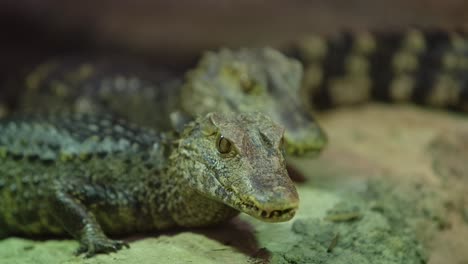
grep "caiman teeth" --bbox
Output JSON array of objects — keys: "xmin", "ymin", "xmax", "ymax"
[
  {"xmin": 241, "ymin": 202, "xmax": 296, "ymax": 221},
  {"xmin": 222, "ymin": 185, "xmax": 296, "ymax": 221}
]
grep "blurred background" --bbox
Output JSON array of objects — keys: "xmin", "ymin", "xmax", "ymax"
[
  {"xmin": 1, "ymin": 0, "xmax": 467, "ymax": 106},
  {"xmin": 1, "ymin": 3, "xmax": 467, "ymax": 263}
]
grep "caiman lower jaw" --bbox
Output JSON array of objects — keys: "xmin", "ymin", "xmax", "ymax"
[
  {"xmin": 286, "ymin": 146, "xmax": 323, "ymax": 158},
  {"xmin": 284, "ymin": 129, "xmax": 328, "ymax": 157},
  {"xmin": 239, "ymin": 202, "xmax": 297, "ymax": 222}
]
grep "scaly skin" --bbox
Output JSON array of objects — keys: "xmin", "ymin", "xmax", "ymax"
[
  {"xmin": 21, "ymin": 58, "xmax": 183, "ymax": 130},
  {"xmin": 293, "ymin": 28, "xmax": 468, "ymax": 111},
  {"xmin": 19, "ymin": 48, "xmax": 328, "ymax": 157},
  {"xmin": 0, "ymin": 112, "xmax": 298, "ymax": 257}
]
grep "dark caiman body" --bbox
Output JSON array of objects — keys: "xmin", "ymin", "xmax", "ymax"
[{"xmin": 292, "ymin": 28, "xmax": 468, "ymax": 111}]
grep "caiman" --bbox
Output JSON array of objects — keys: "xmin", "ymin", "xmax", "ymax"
[
  {"xmin": 0, "ymin": 111, "xmax": 298, "ymax": 257},
  {"xmin": 17, "ymin": 29, "xmax": 468, "ymax": 160},
  {"xmin": 19, "ymin": 48, "xmax": 327, "ymax": 157},
  {"xmin": 291, "ymin": 28, "xmax": 468, "ymax": 111}
]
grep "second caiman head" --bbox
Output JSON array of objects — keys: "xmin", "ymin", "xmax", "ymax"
[{"xmin": 180, "ymin": 47, "xmax": 327, "ymax": 157}]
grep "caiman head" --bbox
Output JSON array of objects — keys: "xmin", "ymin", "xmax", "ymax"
[
  {"xmin": 172, "ymin": 112, "xmax": 299, "ymax": 222},
  {"xmin": 180, "ymin": 47, "xmax": 327, "ymax": 157}
]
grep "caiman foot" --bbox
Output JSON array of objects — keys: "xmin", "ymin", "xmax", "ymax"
[{"xmin": 75, "ymin": 236, "xmax": 129, "ymax": 258}]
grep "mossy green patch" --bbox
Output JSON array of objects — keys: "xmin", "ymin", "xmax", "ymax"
[
  {"xmin": 0, "ymin": 234, "xmax": 252, "ymax": 264},
  {"xmin": 0, "ymin": 238, "xmax": 76, "ymax": 264},
  {"xmin": 245, "ymin": 183, "xmax": 430, "ymax": 264}
]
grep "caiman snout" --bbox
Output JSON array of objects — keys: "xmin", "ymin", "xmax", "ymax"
[
  {"xmin": 246, "ymin": 185, "xmax": 299, "ymax": 222},
  {"xmin": 277, "ymin": 105, "xmax": 328, "ymax": 157},
  {"xmin": 284, "ymin": 122, "xmax": 328, "ymax": 157}
]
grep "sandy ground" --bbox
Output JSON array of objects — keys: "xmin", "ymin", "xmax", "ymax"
[
  {"xmin": 297, "ymin": 103, "xmax": 468, "ymax": 264},
  {"xmin": 1, "ymin": 103, "xmax": 467, "ymax": 264}
]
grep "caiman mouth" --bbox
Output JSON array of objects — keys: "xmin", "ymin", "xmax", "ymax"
[
  {"xmin": 285, "ymin": 144, "xmax": 324, "ymax": 158},
  {"xmin": 211, "ymin": 175, "xmax": 298, "ymax": 222},
  {"xmin": 284, "ymin": 128, "xmax": 328, "ymax": 157},
  {"xmin": 239, "ymin": 201, "xmax": 297, "ymax": 222}
]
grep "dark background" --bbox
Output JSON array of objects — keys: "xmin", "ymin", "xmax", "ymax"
[{"xmin": 1, "ymin": 0, "xmax": 467, "ymax": 104}]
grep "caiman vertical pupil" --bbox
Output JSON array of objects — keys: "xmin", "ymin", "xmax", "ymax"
[{"xmin": 217, "ymin": 135, "xmax": 232, "ymax": 154}]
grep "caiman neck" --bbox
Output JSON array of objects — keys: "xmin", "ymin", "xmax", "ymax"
[{"xmin": 163, "ymin": 147, "xmax": 239, "ymax": 227}]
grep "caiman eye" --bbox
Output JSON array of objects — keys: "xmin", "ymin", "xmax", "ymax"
[{"xmin": 217, "ymin": 135, "xmax": 232, "ymax": 154}]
